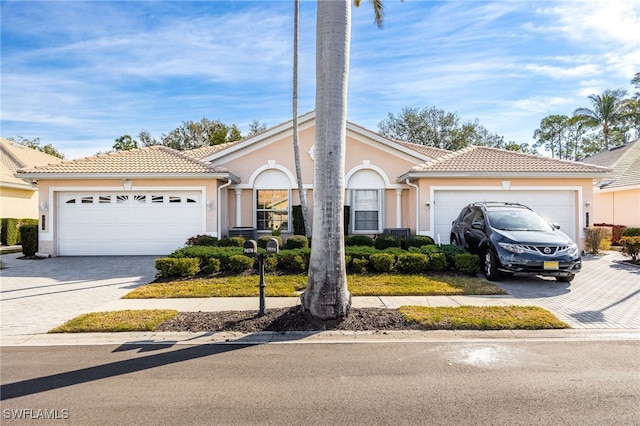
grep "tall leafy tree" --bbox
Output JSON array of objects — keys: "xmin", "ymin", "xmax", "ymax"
[
  {"xmin": 302, "ymin": 0, "xmax": 384, "ymax": 324},
  {"xmin": 8, "ymin": 136, "xmax": 65, "ymax": 159},
  {"xmin": 573, "ymin": 89, "xmax": 629, "ymax": 150},
  {"xmin": 113, "ymin": 134, "xmax": 139, "ymax": 151},
  {"xmin": 533, "ymin": 115, "xmax": 569, "ymax": 159}
]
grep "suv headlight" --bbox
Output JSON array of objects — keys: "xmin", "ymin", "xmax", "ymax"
[
  {"xmin": 498, "ymin": 242, "xmax": 525, "ymax": 254},
  {"xmin": 567, "ymin": 243, "xmax": 580, "ymax": 257}
]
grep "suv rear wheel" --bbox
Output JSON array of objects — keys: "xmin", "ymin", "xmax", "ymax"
[{"xmin": 483, "ymin": 248, "xmax": 502, "ymax": 281}]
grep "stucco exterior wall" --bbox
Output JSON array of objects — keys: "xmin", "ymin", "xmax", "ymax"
[
  {"xmin": 0, "ymin": 187, "xmax": 38, "ymax": 218},
  {"xmin": 593, "ymin": 188, "xmax": 640, "ymax": 228}
]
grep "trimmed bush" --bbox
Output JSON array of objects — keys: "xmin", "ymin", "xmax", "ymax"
[
  {"xmin": 185, "ymin": 234, "xmax": 218, "ymax": 246},
  {"xmin": 284, "ymin": 235, "xmax": 309, "ymax": 249},
  {"xmin": 404, "ymin": 235, "xmax": 435, "ymax": 249},
  {"xmin": 208, "ymin": 258, "xmax": 221, "ymax": 274},
  {"xmin": 438, "ymin": 244, "xmax": 467, "ymax": 267},
  {"xmin": 395, "ymin": 253, "xmax": 429, "ymax": 274},
  {"xmin": 375, "ymin": 234, "xmax": 401, "ymax": 250},
  {"xmin": 258, "ymin": 235, "xmax": 283, "ymax": 249},
  {"xmin": 349, "ymin": 257, "xmax": 368, "ymax": 273},
  {"xmin": 622, "ymin": 227, "xmax": 640, "ymax": 237},
  {"xmin": 345, "ymin": 245, "xmax": 377, "ymax": 261},
  {"xmin": 228, "ymin": 254, "xmax": 255, "ymax": 273},
  {"xmin": 1, "ymin": 218, "xmax": 19, "ymax": 246},
  {"xmin": 277, "ymin": 251, "xmax": 308, "ymax": 273},
  {"xmin": 155, "ymin": 258, "xmax": 200, "ymax": 278},
  {"xmin": 454, "ymin": 253, "xmax": 480, "ymax": 276},
  {"xmin": 369, "ymin": 252, "xmax": 395, "ymax": 272},
  {"xmin": 263, "ymin": 254, "xmax": 278, "ymax": 272},
  {"xmin": 218, "ymin": 236, "xmax": 246, "ymax": 247},
  {"xmin": 409, "ymin": 244, "xmax": 441, "ymax": 255},
  {"xmin": 584, "ymin": 227, "xmax": 610, "ymax": 254},
  {"xmin": 169, "ymin": 246, "xmax": 243, "ymax": 273},
  {"xmin": 20, "ymin": 225, "xmax": 38, "ymax": 256},
  {"xmin": 427, "ymin": 253, "xmax": 447, "ymax": 271},
  {"xmin": 346, "ymin": 235, "xmax": 374, "ymax": 247},
  {"xmin": 620, "ymin": 236, "xmax": 640, "ymax": 262}
]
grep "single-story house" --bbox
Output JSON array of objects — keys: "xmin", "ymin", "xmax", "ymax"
[
  {"xmin": 582, "ymin": 139, "xmax": 640, "ymax": 228},
  {"xmin": 1, "ymin": 137, "xmax": 63, "ymax": 219},
  {"xmin": 16, "ymin": 112, "xmax": 611, "ymax": 256}
]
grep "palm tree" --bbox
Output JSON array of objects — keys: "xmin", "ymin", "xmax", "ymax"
[
  {"xmin": 573, "ymin": 89, "xmax": 629, "ymax": 150},
  {"xmin": 302, "ymin": 0, "xmax": 384, "ymax": 324},
  {"xmin": 292, "ymin": 0, "xmax": 311, "ymax": 237}
]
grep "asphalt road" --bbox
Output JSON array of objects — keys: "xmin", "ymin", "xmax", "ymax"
[{"xmin": 2, "ymin": 340, "xmax": 639, "ymax": 425}]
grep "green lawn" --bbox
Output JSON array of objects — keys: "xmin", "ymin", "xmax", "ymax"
[{"xmin": 122, "ymin": 274, "xmax": 506, "ymax": 299}]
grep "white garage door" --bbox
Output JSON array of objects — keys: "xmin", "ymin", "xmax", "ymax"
[
  {"xmin": 58, "ymin": 191, "xmax": 203, "ymax": 255},
  {"xmin": 432, "ymin": 190, "xmax": 576, "ymax": 244}
]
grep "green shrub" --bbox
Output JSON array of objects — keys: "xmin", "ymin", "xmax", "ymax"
[
  {"xmin": 395, "ymin": 253, "xmax": 429, "ymax": 274},
  {"xmin": 454, "ymin": 253, "xmax": 480, "ymax": 276},
  {"xmin": 620, "ymin": 236, "xmax": 640, "ymax": 262},
  {"xmin": 409, "ymin": 244, "xmax": 441, "ymax": 255},
  {"xmin": 584, "ymin": 227, "xmax": 610, "ymax": 254},
  {"xmin": 405, "ymin": 235, "xmax": 435, "ymax": 248},
  {"xmin": 185, "ymin": 234, "xmax": 218, "ymax": 246},
  {"xmin": 169, "ymin": 246, "xmax": 242, "ymax": 273},
  {"xmin": 349, "ymin": 257, "xmax": 368, "ymax": 273},
  {"xmin": 284, "ymin": 235, "xmax": 309, "ymax": 249},
  {"xmin": 427, "ymin": 253, "xmax": 447, "ymax": 271},
  {"xmin": 1, "ymin": 218, "xmax": 19, "ymax": 246},
  {"xmin": 438, "ymin": 244, "xmax": 467, "ymax": 267},
  {"xmin": 374, "ymin": 234, "xmax": 401, "ymax": 250},
  {"xmin": 258, "ymin": 235, "xmax": 283, "ymax": 249},
  {"xmin": 218, "ymin": 236, "xmax": 246, "ymax": 247},
  {"xmin": 228, "ymin": 255, "xmax": 255, "ymax": 273},
  {"xmin": 20, "ymin": 225, "xmax": 38, "ymax": 256},
  {"xmin": 369, "ymin": 252, "xmax": 395, "ymax": 272},
  {"xmin": 346, "ymin": 235, "xmax": 374, "ymax": 247},
  {"xmin": 155, "ymin": 258, "xmax": 200, "ymax": 278},
  {"xmin": 263, "ymin": 254, "xmax": 278, "ymax": 272},
  {"xmin": 277, "ymin": 250, "xmax": 308, "ymax": 273},
  {"xmin": 208, "ymin": 258, "xmax": 221, "ymax": 274},
  {"xmin": 382, "ymin": 247, "xmax": 406, "ymax": 258},
  {"xmin": 345, "ymin": 245, "xmax": 377, "ymax": 261},
  {"xmin": 621, "ymin": 227, "xmax": 640, "ymax": 237}
]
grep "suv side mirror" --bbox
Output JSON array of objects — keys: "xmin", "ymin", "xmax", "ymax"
[{"xmin": 552, "ymin": 223, "xmax": 561, "ymax": 229}]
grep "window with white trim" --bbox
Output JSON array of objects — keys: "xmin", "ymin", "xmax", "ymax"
[
  {"xmin": 353, "ymin": 189, "xmax": 382, "ymax": 232},
  {"xmin": 256, "ymin": 190, "xmax": 289, "ymax": 232}
]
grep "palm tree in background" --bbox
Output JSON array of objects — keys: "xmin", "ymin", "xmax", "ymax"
[
  {"xmin": 573, "ymin": 89, "xmax": 629, "ymax": 150},
  {"xmin": 302, "ymin": 0, "xmax": 384, "ymax": 324}
]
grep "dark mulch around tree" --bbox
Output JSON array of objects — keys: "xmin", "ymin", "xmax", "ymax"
[{"xmin": 157, "ymin": 306, "xmax": 418, "ymax": 333}]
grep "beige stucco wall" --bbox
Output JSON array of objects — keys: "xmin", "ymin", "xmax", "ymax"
[
  {"xmin": 593, "ymin": 188, "xmax": 640, "ymax": 228},
  {"xmin": 221, "ymin": 125, "xmax": 422, "ymax": 237},
  {"xmin": 35, "ymin": 177, "xmax": 221, "ymax": 256},
  {"xmin": 0, "ymin": 187, "xmax": 38, "ymax": 219}
]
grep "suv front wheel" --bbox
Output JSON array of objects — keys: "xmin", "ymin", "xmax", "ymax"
[{"xmin": 483, "ymin": 248, "xmax": 502, "ymax": 281}]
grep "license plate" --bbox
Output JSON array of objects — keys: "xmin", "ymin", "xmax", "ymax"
[{"xmin": 543, "ymin": 261, "xmax": 559, "ymax": 270}]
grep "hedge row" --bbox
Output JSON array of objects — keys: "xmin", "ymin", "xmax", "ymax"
[
  {"xmin": 157, "ymin": 243, "xmax": 479, "ymax": 278},
  {"xmin": 0, "ymin": 218, "xmax": 38, "ymax": 246}
]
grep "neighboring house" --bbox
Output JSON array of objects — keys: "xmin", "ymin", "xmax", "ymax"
[
  {"xmin": 582, "ymin": 139, "xmax": 640, "ymax": 228},
  {"xmin": 1, "ymin": 137, "xmax": 63, "ymax": 219},
  {"xmin": 16, "ymin": 112, "xmax": 610, "ymax": 256}
]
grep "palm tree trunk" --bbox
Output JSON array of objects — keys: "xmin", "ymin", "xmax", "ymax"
[
  {"xmin": 302, "ymin": 0, "xmax": 351, "ymax": 323},
  {"xmin": 292, "ymin": 0, "xmax": 311, "ymax": 237}
]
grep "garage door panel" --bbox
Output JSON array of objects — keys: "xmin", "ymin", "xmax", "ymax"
[
  {"xmin": 58, "ymin": 191, "xmax": 204, "ymax": 255},
  {"xmin": 433, "ymin": 190, "xmax": 576, "ymax": 244}
]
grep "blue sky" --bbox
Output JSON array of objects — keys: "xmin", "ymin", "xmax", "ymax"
[{"xmin": 1, "ymin": 0, "xmax": 638, "ymax": 159}]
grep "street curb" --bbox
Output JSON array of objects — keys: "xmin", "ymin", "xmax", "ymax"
[{"xmin": 2, "ymin": 329, "xmax": 638, "ymax": 347}]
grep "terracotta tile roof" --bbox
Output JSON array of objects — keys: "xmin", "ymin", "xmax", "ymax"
[
  {"xmin": 183, "ymin": 142, "xmax": 237, "ymax": 160},
  {"xmin": 16, "ymin": 145, "xmax": 234, "ymax": 176},
  {"xmin": 404, "ymin": 145, "xmax": 611, "ymax": 176},
  {"xmin": 394, "ymin": 141, "xmax": 452, "ymax": 159},
  {"xmin": 1, "ymin": 138, "xmax": 63, "ymax": 186},
  {"xmin": 583, "ymin": 139, "xmax": 640, "ymax": 189}
]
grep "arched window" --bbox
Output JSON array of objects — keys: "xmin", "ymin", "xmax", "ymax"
[
  {"xmin": 254, "ymin": 169, "xmax": 291, "ymax": 233},
  {"xmin": 348, "ymin": 169, "xmax": 385, "ymax": 233}
]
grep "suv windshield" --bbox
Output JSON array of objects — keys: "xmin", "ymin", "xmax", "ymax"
[{"xmin": 487, "ymin": 209, "xmax": 554, "ymax": 232}]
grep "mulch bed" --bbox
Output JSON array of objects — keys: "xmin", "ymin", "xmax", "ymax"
[{"xmin": 157, "ymin": 306, "xmax": 418, "ymax": 333}]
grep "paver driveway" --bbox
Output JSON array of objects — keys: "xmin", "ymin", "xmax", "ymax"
[
  {"xmin": 1, "ymin": 254, "xmax": 157, "ymax": 337},
  {"xmin": 493, "ymin": 251, "xmax": 640, "ymax": 329}
]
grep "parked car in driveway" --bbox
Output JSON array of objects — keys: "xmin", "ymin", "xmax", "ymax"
[{"xmin": 450, "ymin": 202, "xmax": 581, "ymax": 282}]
